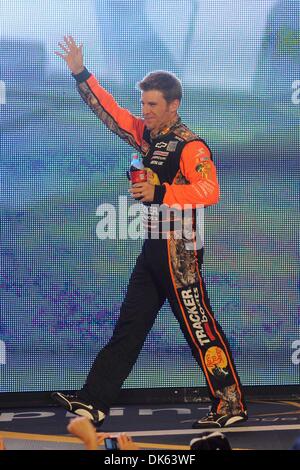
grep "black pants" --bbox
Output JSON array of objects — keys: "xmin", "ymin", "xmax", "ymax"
[{"xmin": 78, "ymin": 236, "xmax": 247, "ymax": 415}]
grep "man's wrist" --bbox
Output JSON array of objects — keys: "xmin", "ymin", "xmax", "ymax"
[
  {"xmin": 72, "ymin": 66, "xmax": 91, "ymax": 83},
  {"xmin": 153, "ymin": 184, "xmax": 166, "ymax": 204}
]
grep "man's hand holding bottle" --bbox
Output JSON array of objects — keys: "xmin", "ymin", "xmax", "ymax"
[{"xmin": 128, "ymin": 154, "xmax": 155, "ymax": 203}]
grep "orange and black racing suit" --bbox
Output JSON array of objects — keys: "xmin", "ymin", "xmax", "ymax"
[{"xmin": 73, "ymin": 68, "xmax": 247, "ymax": 416}]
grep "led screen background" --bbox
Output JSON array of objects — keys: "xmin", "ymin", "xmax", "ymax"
[{"xmin": 0, "ymin": 0, "xmax": 299, "ymax": 392}]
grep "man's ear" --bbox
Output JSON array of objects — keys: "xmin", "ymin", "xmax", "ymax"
[{"xmin": 169, "ymin": 99, "xmax": 180, "ymax": 113}]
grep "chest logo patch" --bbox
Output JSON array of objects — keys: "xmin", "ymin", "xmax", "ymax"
[
  {"xmin": 152, "ymin": 150, "xmax": 169, "ymax": 157},
  {"xmin": 155, "ymin": 142, "xmax": 168, "ymax": 149}
]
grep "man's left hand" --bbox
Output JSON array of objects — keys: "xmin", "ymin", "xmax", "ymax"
[{"xmin": 129, "ymin": 182, "xmax": 155, "ymax": 203}]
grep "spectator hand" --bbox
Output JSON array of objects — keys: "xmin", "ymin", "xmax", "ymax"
[
  {"xmin": 67, "ymin": 417, "xmax": 98, "ymax": 450},
  {"xmin": 0, "ymin": 436, "xmax": 6, "ymax": 451},
  {"xmin": 96, "ymin": 432, "xmax": 110, "ymax": 446},
  {"xmin": 117, "ymin": 433, "xmax": 140, "ymax": 450}
]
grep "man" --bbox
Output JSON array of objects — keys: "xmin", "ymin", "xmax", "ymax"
[{"xmin": 52, "ymin": 36, "xmax": 247, "ymax": 429}]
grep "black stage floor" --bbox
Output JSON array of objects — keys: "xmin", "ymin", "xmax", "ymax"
[{"xmin": 0, "ymin": 399, "xmax": 300, "ymax": 450}]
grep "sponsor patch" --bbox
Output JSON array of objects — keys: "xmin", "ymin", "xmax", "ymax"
[
  {"xmin": 205, "ymin": 346, "xmax": 229, "ymax": 380},
  {"xmin": 173, "ymin": 127, "xmax": 196, "ymax": 141},
  {"xmin": 180, "ymin": 287, "xmax": 211, "ymax": 346},
  {"xmin": 166, "ymin": 140, "xmax": 178, "ymax": 152},
  {"xmin": 195, "ymin": 160, "xmax": 212, "ymax": 179},
  {"xmin": 155, "ymin": 142, "xmax": 168, "ymax": 149},
  {"xmin": 196, "ymin": 147, "xmax": 206, "ymax": 156},
  {"xmin": 150, "ymin": 151, "xmax": 168, "ymax": 166},
  {"xmin": 192, "ymin": 287, "xmax": 215, "ymax": 340},
  {"xmin": 152, "ymin": 150, "xmax": 169, "ymax": 157}
]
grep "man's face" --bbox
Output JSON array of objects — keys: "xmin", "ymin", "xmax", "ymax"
[{"xmin": 141, "ymin": 90, "xmax": 179, "ymax": 132}]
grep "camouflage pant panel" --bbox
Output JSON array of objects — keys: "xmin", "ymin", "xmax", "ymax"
[{"xmin": 168, "ymin": 232, "xmax": 246, "ymax": 414}]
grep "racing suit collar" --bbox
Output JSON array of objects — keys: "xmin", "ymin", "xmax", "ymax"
[{"xmin": 150, "ymin": 116, "xmax": 181, "ymax": 141}]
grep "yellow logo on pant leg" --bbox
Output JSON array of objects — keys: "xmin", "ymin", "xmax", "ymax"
[{"xmin": 205, "ymin": 346, "xmax": 228, "ymax": 376}]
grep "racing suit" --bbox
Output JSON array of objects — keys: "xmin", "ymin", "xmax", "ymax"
[{"xmin": 72, "ymin": 68, "xmax": 247, "ymax": 416}]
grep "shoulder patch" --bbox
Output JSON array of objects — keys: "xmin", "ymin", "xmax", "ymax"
[{"xmin": 173, "ymin": 125, "xmax": 199, "ymax": 142}]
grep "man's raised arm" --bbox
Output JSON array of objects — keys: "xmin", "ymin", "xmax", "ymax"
[{"xmin": 55, "ymin": 36, "xmax": 145, "ymax": 151}]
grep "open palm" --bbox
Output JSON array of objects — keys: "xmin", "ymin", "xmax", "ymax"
[{"xmin": 55, "ymin": 35, "xmax": 84, "ymax": 75}]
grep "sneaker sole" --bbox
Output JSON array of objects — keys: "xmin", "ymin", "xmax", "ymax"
[
  {"xmin": 51, "ymin": 392, "xmax": 105, "ymax": 425},
  {"xmin": 193, "ymin": 414, "xmax": 248, "ymax": 429},
  {"xmin": 192, "ymin": 421, "xmax": 222, "ymax": 429},
  {"xmin": 223, "ymin": 415, "xmax": 248, "ymax": 427},
  {"xmin": 51, "ymin": 392, "xmax": 73, "ymax": 411}
]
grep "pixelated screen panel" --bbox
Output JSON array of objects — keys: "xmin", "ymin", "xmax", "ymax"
[{"xmin": 0, "ymin": 0, "xmax": 299, "ymax": 392}]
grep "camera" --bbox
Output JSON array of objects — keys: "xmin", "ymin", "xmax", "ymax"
[{"xmin": 104, "ymin": 437, "xmax": 119, "ymax": 450}]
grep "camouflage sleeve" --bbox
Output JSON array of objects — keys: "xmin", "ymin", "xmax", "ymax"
[{"xmin": 73, "ymin": 68, "xmax": 145, "ymax": 151}]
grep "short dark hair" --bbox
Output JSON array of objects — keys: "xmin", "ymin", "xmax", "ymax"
[{"xmin": 138, "ymin": 71, "xmax": 182, "ymax": 103}]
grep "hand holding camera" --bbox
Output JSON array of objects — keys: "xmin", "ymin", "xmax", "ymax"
[{"xmin": 105, "ymin": 434, "xmax": 139, "ymax": 450}]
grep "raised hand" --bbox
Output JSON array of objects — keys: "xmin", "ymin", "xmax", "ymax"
[{"xmin": 55, "ymin": 35, "xmax": 84, "ymax": 75}]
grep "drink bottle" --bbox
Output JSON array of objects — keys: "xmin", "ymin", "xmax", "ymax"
[{"xmin": 129, "ymin": 153, "xmax": 147, "ymax": 184}]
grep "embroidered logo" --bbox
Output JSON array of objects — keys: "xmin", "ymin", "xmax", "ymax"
[
  {"xmin": 195, "ymin": 160, "xmax": 212, "ymax": 179},
  {"xmin": 166, "ymin": 140, "xmax": 178, "ymax": 152},
  {"xmin": 152, "ymin": 151, "xmax": 169, "ymax": 157},
  {"xmin": 155, "ymin": 142, "xmax": 168, "ymax": 149}
]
